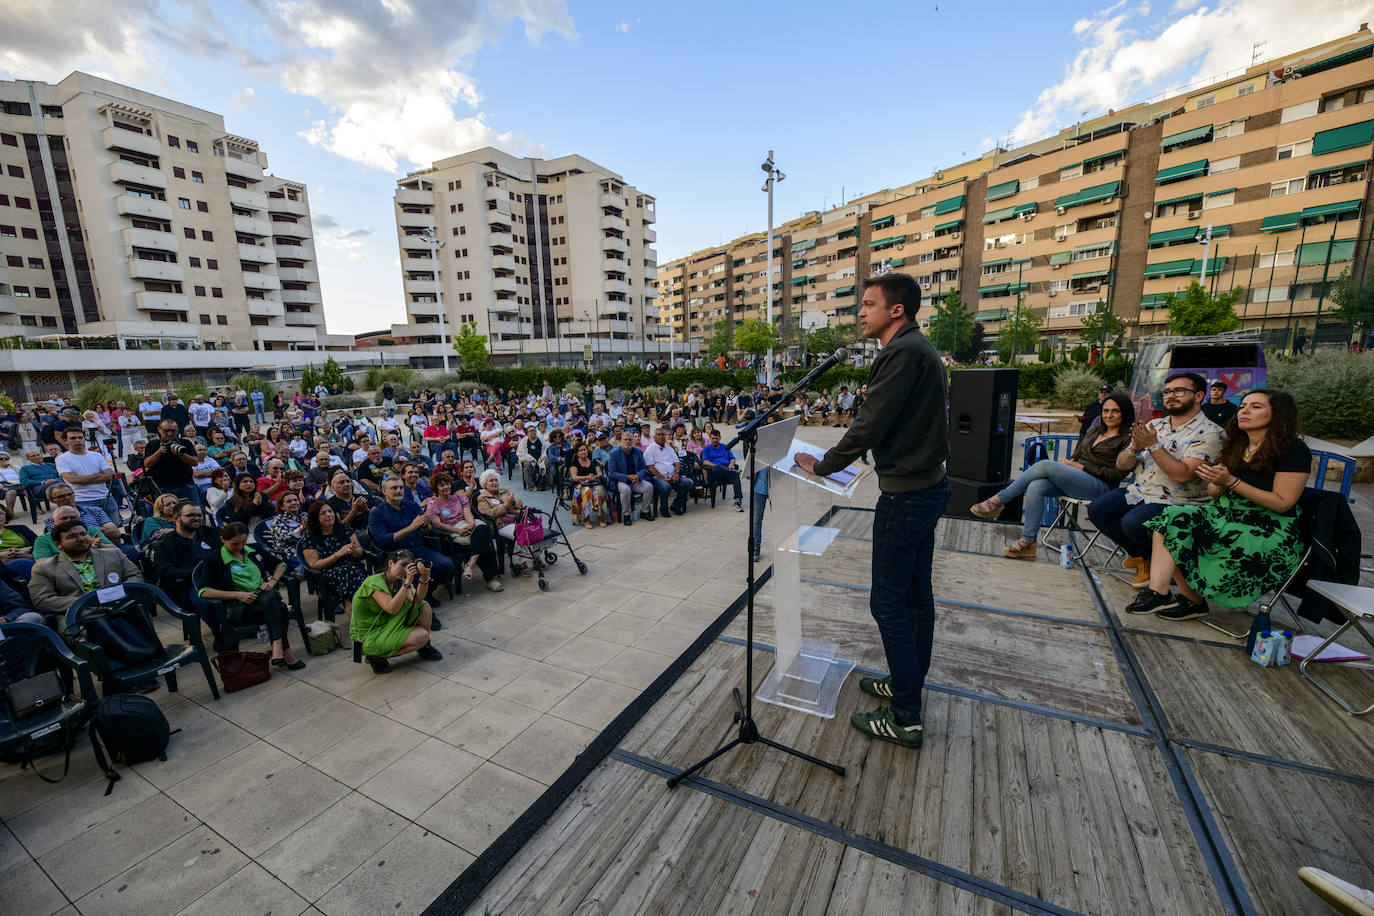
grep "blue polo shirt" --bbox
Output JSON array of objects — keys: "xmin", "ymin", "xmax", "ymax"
[
  {"xmin": 368, "ymin": 499, "xmax": 424, "ymax": 551},
  {"xmin": 701, "ymin": 444, "xmax": 735, "ymax": 467}
]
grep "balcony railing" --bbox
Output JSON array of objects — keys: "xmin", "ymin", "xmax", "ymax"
[
  {"xmin": 101, "ymin": 126, "xmax": 160, "ymax": 157},
  {"xmin": 115, "ymin": 196, "xmax": 172, "ymax": 221},
  {"xmin": 108, "ymin": 160, "xmax": 166, "ymax": 189},
  {"xmin": 127, "ymin": 258, "xmax": 184, "ymax": 283},
  {"xmin": 228, "ymin": 187, "xmax": 268, "ymax": 211},
  {"xmin": 134, "ymin": 291, "xmax": 189, "ymax": 312},
  {"xmin": 238, "ymin": 243, "xmax": 273, "ymax": 264},
  {"xmin": 122, "ymin": 227, "xmax": 178, "ymax": 253}
]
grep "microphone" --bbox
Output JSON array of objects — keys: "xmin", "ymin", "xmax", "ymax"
[{"xmin": 790, "ymin": 348, "xmax": 848, "ymax": 393}]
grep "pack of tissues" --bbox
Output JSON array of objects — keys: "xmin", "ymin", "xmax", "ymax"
[{"xmin": 1250, "ymin": 629, "xmax": 1293, "ymax": 667}]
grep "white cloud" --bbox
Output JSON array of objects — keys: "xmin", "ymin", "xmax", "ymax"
[
  {"xmin": 1010, "ymin": 0, "xmax": 1362, "ymax": 144},
  {"xmin": 228, "ymin": 86, "xmax": 258, "ymax": 109},
  {"xmin": 617, "ymin": 21, "xmax": 630, "ymax": 33}
]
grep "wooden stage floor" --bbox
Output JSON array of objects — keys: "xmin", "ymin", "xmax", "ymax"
[{"xmin": 439, "ymin": 509, "xmax": 1374, "ymax": 916}]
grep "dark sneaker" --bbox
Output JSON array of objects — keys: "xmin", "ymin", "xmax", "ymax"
[
  {"xmin": 1125, "ymin": 589, "xmax": 1174, "ymax": 615},
  {"xmin": 671, "ymin": 506, "xmax": 686, "ymax": 517},
  {"xmin": 416, "ymin": 643, "xmax": 443, "ymax": 661},
  {"xmin": 640, "ymin": 512, "xmax": 655, "ymax": 522},
  {"xmin": 430, "ymin": 613, "xmax": 442, "ymax": 631},
  {"xmin": 734, "ymin": 501, "xmax": 744, "ymax": 512},
  {"xmin": 858, "ymin": 675, "xmax": 894, "ymax": 699},
  {"xmin": 850, "ymin": 707, "xmax": 924, "ymax": 748},
  {"xmin": 1156, "ymin": 595, "xmax": 1209, "ymax": 621},
  {"xmin": 623, "ymin": 516, "xmax": 633, "ymax": 526},
  {"xmin": 367, "ymin": 656, "xmax": 392, "ymax": 674}
]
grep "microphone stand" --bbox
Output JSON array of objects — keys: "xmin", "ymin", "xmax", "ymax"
[{"xmin": 668, "ymin": 357, "xmax": 846, "ymax": 789}]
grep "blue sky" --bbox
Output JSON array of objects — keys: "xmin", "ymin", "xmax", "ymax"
[{"xmin": 1, "ymin": 0, "xmax": 1362, "ymax": 333}]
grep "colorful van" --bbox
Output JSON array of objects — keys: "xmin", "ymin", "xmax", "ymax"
[{"xmin": 1128, "ymin": 332, "xmax": 1266, "ymax": 419}]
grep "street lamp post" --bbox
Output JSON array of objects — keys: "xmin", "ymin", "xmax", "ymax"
[
  {"xmin": 419, "ymin": 226, "xmax": 450, "ymax": 373},
  {"xmin": 1196, "ymin": 223, "xmax": 1213, "ymax": 290},
  {"xmin": 762, "ymin": 152, "xmax": 785, "ymax": 385}
]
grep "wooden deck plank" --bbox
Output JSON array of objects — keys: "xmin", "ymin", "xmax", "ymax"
[
  {"xmin": 1187, "ymin": 749, "xmax": 1374, "ymax": 916},
  {"xmin": 1021, "ymin": 712, "xmax": 1079, "ymax": 911},
  {"xmin": 725, "ymin": 582, "xmax": 1140, "ymax": 725},
  {"xmin": 1131, "ymin": 633, "xmax": 1374, "ymax": 774},
  {"xmin": 994, "ymin": 704, "xmax": 1040, "ymax": 904},
  {"xmin": 1075, "ymin": 726, "xmax": 1153, "ymax": 915}
]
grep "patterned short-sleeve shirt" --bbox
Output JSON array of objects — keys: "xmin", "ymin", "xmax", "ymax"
[{"xmin": 1123, "ymin": 412, "xmax": 1224, "ymax": 506}]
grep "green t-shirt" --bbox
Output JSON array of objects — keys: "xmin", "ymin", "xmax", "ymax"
[
  {"xmin": 350, "ymin": 573, "xmax": 420, "ymax": 641},
  {"xmin": 199, "ymin": 546, "xmax": 263, "ymax": 597},
  {"xmin": 33, "ymin": 526, "xmax": 112, "ymax": 559},
  {"xmin": 0, "ymin": 527, "xmax": 26, "ymax": 550}
]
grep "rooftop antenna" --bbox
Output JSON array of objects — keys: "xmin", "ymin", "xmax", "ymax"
[{"xmin": 1251, "ymin": 40, "xmax": 1267, "ymax": 65}]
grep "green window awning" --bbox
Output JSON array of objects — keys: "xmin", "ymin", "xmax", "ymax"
[
  {"xmin": 791, "ymin": 239, "xmax": 816, "ymax": 252},
  {"xmin": 1058, "ymin": 180, "xmax": 1122, "ymax": 208},
  {"xmin": 1296, "ymin": 239, "xmax": 1357, "ymax": 266},
  {"xmin": 1139, "ymin": 293, "xmax": 1170, "ymax": 309},
  {"xmin": 1156, "ymin": 159, "xmax": 1209, "ymax": 183},
  {"xmin": 976, "ymin": 308, "xmax": 1009, "ymax": 321},
  {"xmin": 982, "ymin": 258, "xmax": 1012, "ymax": 269},
  {"xmin": 933, "ymin": 194, "xmax": 966, "ymax": 215},
  {"xmin": 1054, "ymin": 192, "xmax": 1079, "ymax": 209},
  {"xmin": 1083, "ymin": 150, "xmax": 1124, "ymax": 166},
  {"xmin": 887, "ymin": 258, "xmax": 905, "ymax": 267},
  {"xmin": 1072, "ymin": 241, "xmax": 1114, "ymax": 257},
  {"xmin": 836, "ymin": 227, "xmax": 858, "ymax": 239},
  {"xmin": 985, "ymin": 180, "xmax": 1019, "ymax": 201},
  {"xmin": 731, "ymin": 258, "xmax": 745, "ymax": 267},
  {"xmin": 1149, "ymin": 227, "xmax": 1200, "ymax": 246},
  {"xmin": 1049, "ymin": 251, "xmax": 1072, "ymax": 267},
  {"xmin": 1294, "ymin": 45, "xmax": 1373, "ymax": 77},
  {"xmin": 867, "ymin": 236, "xmax": 892, "ymax": 247},
  {"xmin": 1156, "ymin": 193, "xmax": 1203, "ymax": 208},
  {"xmin": 1012, "ymin": 202, "xmax": 1038, "ymax": 216},
  {"xmin": 1260, "ymin": 212, "xmax": 1300, "ymax": 232},
  {"xmin": 1144, "ymin": 259, "xmax": 1195, "ymax": 278},
  {"xmin": 789, "ymin": 276, "xmax": 810, "ymax": 285},
  {"xmin": 1209, "ymin": 224, "xmax": 1231, "ymax": 238},
  {"xmin": 1205, "ymin": 187, "xmax": 1236, "ymax": 197},
  {"xmin": 1309, "ymin": 160, "xmax": 1367, "ymax": 175},
  {"xmin": 1161, "ymin": 124, "xmax": 1213, "ymax": 149},
  {"xmin": 934, "ymin": 219, "xmax": 963, "ymax": 232},
  {"xmin": 870, "ymin": 215, "xmax": 895, "ymax": 229},
  {"xmin": 1312, "ymin": 119, "xmax": 1374, "ymax": 156},
  {"xmin": 833, "ymin": 285, "xmax": 857, "ymax": 296},
  {"xmin": 1200, "ymin": 256, "xmax": 1228, "ymax": 277},
  {"xmin": 1072, "ymin": 268, "xmax": 1111, "ymax": 280},
  {"xmin": 982, "ymin": 206, "xmax": 1016, "ymax": 224},
  {"xmin": 792, "ymin": 259, "xmax": 806, "ymax": 268},
  {"xmin": 1008, "ymin": 282, "xmax": 1030, "ymax": 293},
  {"xmin": 978, "ymin": 284, "xmax": 1009, "ymax": 295},
  {"xmin": 1299, "ymin": 199, "xmax": 1362, "ymax": 220}
]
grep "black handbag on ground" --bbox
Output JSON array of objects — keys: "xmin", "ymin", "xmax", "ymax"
[{"xmin": 89, "ymin": 694, "xmax": 174, "ymax": 795}]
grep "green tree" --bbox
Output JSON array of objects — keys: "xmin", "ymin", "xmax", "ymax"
[
  {"xmin": 300, "ymin": 363, "xmax": 320, "ymax": 392},
  {"xmin": 733, "ymin": 317, "xmax": 777, "ymax": 357},
  {"xmin": 319, "ymin": 355, "xmax": 352, "ymax": 392},
  {"xmin": 996, "ymin": 303, "xmax": 1042, "ymax": 363},
  {"xmin": 928, "ymin": 291, "xmax": 974, "ymax": 356},
  {"xmin": 1164, "ymin": 282, "xmax": 1243, "ymax": 336},
  {"xmin": 1330, "ymin": 267, "xmax": 1374, "ymax": 335},
  {"xmin": 805, "ymin": 322, "xmax": 857, "ymax": 356},
  {"xmin": 705, "ymin": 318, "xmax": 732, "ymax": 359},
  {"xmin": 1079, "ymin": 301, "xmax": 1126, "ymax": 349},
  {"xmin": 453, "ymin": 321, "xmax": 489, "ymax": 369}
]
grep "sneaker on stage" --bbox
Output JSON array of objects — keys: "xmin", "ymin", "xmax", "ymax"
[
  {"xmin": 850, "ymin": 707, "xmax": 924, "ymax": 748},
  {"xmin": 858, "ymin": 674, "xmax": 893, "ymax": 700}
]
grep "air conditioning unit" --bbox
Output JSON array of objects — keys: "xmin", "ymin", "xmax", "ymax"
[
  {"xmin": 1056, "ymin": 206, "xmax": 1067, "ymax": 215},
  {"xmin": 1049, "ymin": 290, "xmax": 1058, "ymax": 297},
  {"xmin": 1187, "ymin": 210, "xmax": 1202, "ymax": 220},
  {"xmin": 922, "ymin": 283, "xmax": 931, "ymax": 290},
  {"xmin": 1021, "ymin": 212, "xmax": 1035, "ymax": 221},
  {"xmin": 1052, "ymin": 263, "xmax": 1062, "ymax": 270},
  {"xmin": 951, "ymin": 232, "xmax": 961, "ymax": 239},
  {"xmin": 1055, "ymin": 234, "xmax": 1069, "ymax": 243}
]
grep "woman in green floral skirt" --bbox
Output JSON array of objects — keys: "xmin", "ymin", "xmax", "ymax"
[{"xmin": 1128, "ymin": 390, "xmax": 1310, "ymax": 621}]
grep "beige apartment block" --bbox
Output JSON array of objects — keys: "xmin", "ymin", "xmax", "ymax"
[
  {"xmin": 659, "ymin": 27, "xmax": 1374, "ymax": 352},
  {"xmin": 0, "ymin": 72, "xmax": 335, "ymax": 354},
  {"xmin": 390, "ymin": 148, "xmax": 671, "ymax": 364}
]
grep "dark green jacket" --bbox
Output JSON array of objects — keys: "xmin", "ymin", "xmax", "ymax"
[{"xmin": 815, "ymin": 322, "xmax": 947, "ymax": 492}]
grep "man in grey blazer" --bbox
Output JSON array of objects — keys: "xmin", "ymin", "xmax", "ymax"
[{"xmin": 30, "ymin": 518, "xmax": 143, "ymax": 632}]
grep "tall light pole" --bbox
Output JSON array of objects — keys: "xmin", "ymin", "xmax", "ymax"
[
  {"xmin": 419, "ymin": 226, "xmax": 449, "ymax": 372},
  {"xmin": 1196, "ymin": 223, "xmax": 1212, "ymax": 289},
  {"xmin": 762, "ymin": 152, "xmax": 785, "ymax": 384}
]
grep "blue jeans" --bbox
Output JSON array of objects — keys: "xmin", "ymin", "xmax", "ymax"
[
  {"xmin": 996, "ymin": 461, "xmax": 1110, "ymax": 541},
  {"xmin": 650, "ymin": 475, "xmax": 693, "ymax": 514},
  {"xmin": 870, "ymin": 479, "xmax": 950, "ymax": 727},
  {"xmin": 751, "ymin": 491, "xmax": 767, "ymax": 552},
  {"xmin": 1087, "ymin": 488, "xmax": 1166, "ymax": 559}
]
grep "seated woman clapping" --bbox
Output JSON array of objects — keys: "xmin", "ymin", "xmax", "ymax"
[
  {"xmin": 971, "ymin": 393, "xmax": 1134, "ymax": 559},
  {"xmin": 197, "ymin": 521, "xmax": 303, "ymax": 669},
  {"xmin": 1129, "ymin": 389, "xmax": 1309, "ymax": 620},
  {"xmin": 426, "ymin": 472, "xmax": 503, "ymax": 592},
  {"xmin": 301, "ymin": 500, "xmax": 369, "ymax": 617},
  {"xmin": 350, "ymin": 549, "xmax": 443, "ymax": 674}
]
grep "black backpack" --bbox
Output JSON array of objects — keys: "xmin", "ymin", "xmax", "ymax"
[{"xmin": 89, "ymin": 694, "xmax": 174, "ymax": 795}]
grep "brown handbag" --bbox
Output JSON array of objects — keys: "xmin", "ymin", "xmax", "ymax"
[
  {"xmin": 211, "ymin": 650, "xmax": 271, "ymax": 693},
  {"xmin": 5, "ymin": 671, "xmax": 64, "ymax": 719}
]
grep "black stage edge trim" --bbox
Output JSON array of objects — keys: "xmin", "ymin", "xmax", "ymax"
[
  {"xmin": 1075, "ymin": 533, "xmax": 1257, "ymax": 916},
  {"xmin": 800, "ymin": 575, "xmax": 1111, "ymax": 629},
  {"xmin": 1170, "ymin": 736, "xmax": 1374, "ymax": 789},
  {"xmin": 608, "ymin": 748, "xmax": 1088, "ymax": 916},
  {"xmin": 420, "ymin": 566, "xmax": 772, "ymax": 916}
]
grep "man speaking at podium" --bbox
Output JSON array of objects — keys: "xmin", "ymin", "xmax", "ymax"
[{"xmin": 794, "ymin": 273, "xmax": 949, "ymax": 749}]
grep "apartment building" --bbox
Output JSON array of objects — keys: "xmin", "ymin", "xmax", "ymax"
[
  {"xmin": 0, "ymin": 72, "xmax": 340, "ymax": 357},
  {"xmin": 659, "ymin": 28, "xmax": 1374, "ymax": 351},
  {"xmin": 389, "ymin": 148, "xmax": 671, "ymax": 363}
]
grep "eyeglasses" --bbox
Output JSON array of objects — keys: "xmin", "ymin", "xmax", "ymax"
[{"xmin": 1161, "ymin": 387, "xmax": 1199, "ymax": 397}]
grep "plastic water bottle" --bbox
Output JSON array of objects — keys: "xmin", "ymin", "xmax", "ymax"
[
  {"xmin": 1060, "ymin": 545, "xmax": 1073, "ymax": 569},
  {"xmin": 257, "ymin": 625, "xmax": 268, "ymax": 644}
]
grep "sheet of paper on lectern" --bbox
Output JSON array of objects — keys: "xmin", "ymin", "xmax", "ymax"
[{"xmin": 780, "ymin": 438, "xmax": 868, "ymax": 497}]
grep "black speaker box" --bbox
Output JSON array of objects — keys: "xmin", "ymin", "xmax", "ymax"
[
  {"xmin": 944, "ymin": 476, "xmax": 1022, "ymax": 521},
  {"xmin": 948, "ymin": 368, "xmax": 1019, "ymax": 483}
]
